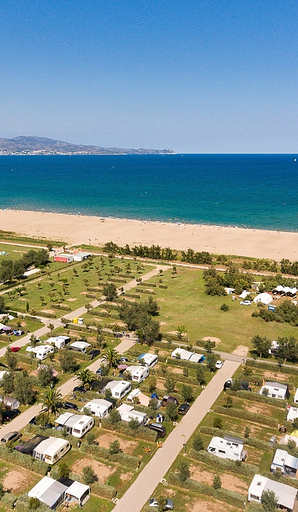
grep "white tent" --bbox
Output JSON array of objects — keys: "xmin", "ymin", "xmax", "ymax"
[
  {"xmin": 239, "ymin": 290, "xmax": 249, "ymax": 299},
  {"xmin": 254, "ymin": 292, "xmax": 273, "ymax": 305}
]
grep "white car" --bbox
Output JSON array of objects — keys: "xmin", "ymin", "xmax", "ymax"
[
  {"xmin": 215, "ymin": 360, "xmax": 224, "ymax": 369},
  {"xmin": 240, "ymin": 300, "xmax": 251, "ymax": 306}
]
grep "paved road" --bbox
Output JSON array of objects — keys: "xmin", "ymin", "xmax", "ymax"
[{"xmin": 113, "ymin": 359, "xmax": 240, "ymax": 512}]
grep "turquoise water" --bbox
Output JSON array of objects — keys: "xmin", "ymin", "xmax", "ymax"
[{"xmin": 0, "ymin": 154, "xmax": 297, "ymax": 231}]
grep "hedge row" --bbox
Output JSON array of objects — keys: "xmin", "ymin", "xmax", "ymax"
[
  {"xmin": 199, "ymin": 426, "xmax": 270, "ymax": 451},
  {"xmin": 87, "ymin": 287, "xmax": 103, "ymax": 292},
  {"xmin": 213, "ymin": 405, "xmax": 278, "ymax": 427},
  {"xmin": 81, "ymin": 442, "xmax": 139, "ymax": 469},
  {"xmin": 229, "ymin": 390, "xmax": 287, "ymax": 408},
  {"xmin": 124, "ymin": 293, "xmax": 141, "ymax": 299},
  {"xmin": 91, "ymin": 481, "xmax": 117, "ymax": 499},
  {"xmin": 261, "ymin": 471, "xmax": 298, "ymax": 489},
  {"xmin": 0, "ymin": 445, "xmax": 48, "ymax": 475},
  {"xmin": 0, "ymin": 493, "xmax": 17, "ymax": 510},
  {"xmin": 159, "ymin": 284, "xmax": 168, "ymax": 289},
  {"xmin": 138, "ymin": 289, "xmax": 156, "ymax": 295},
  {"xmin": 246, "ymin": 359, "xmax": 298, "ymax": 376},
  {"xmin": 167, "ymin": 473, "xmax": 245, "ymax": 508},
  {"xmin": 50, "ymin": 304, "xmax": 71, "ymax": 311},
  {"xmin": 101, "ymin": 418, "xmax": 157, "ymax": 442},
  {"xmin": 119, "ymin": 273, "xmax": 135, "ymax": 278},
  {"xmin": 38, "ymin": 311, "xmax": 57, "ymax": 318},
  {"xmin": 15, "ymin": 494, "xmax": 49, "ymax": 512},
  {"xmin": 86, "ymin": 294, "xmax": 96, "ymax": 299},
  {"xmin": 139, "ymin": 282, "xmax": 156, "ymax": 287},
  {"xmin": 188, "ymin": 449, "xmax": 259, "ymax": 476}
]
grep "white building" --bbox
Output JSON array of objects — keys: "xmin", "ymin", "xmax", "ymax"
[
  {"xmin": 45, "ymin": 336, "xmax": 70, "ymax": 349},
  {"xmin": 104, "ymin": 380, "xmax": 131, "ymax": 399},
  {"xmin": 117, "ymin": 403, "xmax": 148, "ymax": 425},
  {"xmin": 248, "ymin": 474, "xmax": 297, "ymax": 511},
  {"xmin": 83, "ymin": 399, "xmax": 112, "ymax": 418},
  {"xmin": 137, "ymin": 353, "xmax": 158, "ymax": 368},
  {"xmin": 271, "ymin": 449, "xmax": 298, "ymax": 478},
  {"xmin": 68, "ymin": 341, "xmax": 91, "ymax": 353},
  {"xmin": 26, "ymin": 345, "xmax": 54, "ymax": 360},
  {"xmin": 207, "ymin": 436, "xmax": 247, "ymax": 462},
  {"xmin": 254, "ymin": 292, "xmax": 273, "ymax": 305},
  {"xmin": 33, "ymin": 437, "xmax": 70, "ymax": 465},
  {"xmin": 55, "ymin": 413, "xmax": 94, "ymax": 438},
  {"xmin": 28, "ymin": 476, "xmax": 68, "ymax": 509},
  {"xmin": 259, "ymin": 381, "xmax": 288, "ymax": 400},
  {"xmin": 73, "ymin": 252, "xmax": 91, "ymax": 262},
  {"xmin": 287, "ymin": 406, "xmax": 298, "ymax": 422},
  {"xmin": 125, "ymin": 365, "xmax": 149, "ymax": 383}
]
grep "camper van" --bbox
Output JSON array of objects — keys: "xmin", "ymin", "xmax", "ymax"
[
  {"xmin": 125, "ymin": 366, "xmax": 149, "ymax": 383},
  {"xmin": 104, "ymin": 380, "xmax": 131, "ymax": 399},
  {"xmin": 68, "ymin": 341, "xmax": 91, "ymax": 353},
  {"xmin": 26, "ymin": 345, "xmax": 54, "ymax": 360},
  {"xmin": 207, "ymin": 436, "xmax": 247, "ymax": 462},
  {"xmin": 138, "ymin": 353, "xmax": 158, "ymax": 368}
]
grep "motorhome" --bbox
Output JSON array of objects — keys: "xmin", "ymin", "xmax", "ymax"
[
  {"xmin": 207, "ymin": 436, "xmax": 247, "ymax": 462},
  {"xmin": 45, "ymin": 336, "xmax": 70, "ymax": 349},
  {"xmin": 104, "ymin": 380, "xmax": 131, "ymax": 399},
  {"xmin": 55, "ymin": 413, "xmax": 94, "ymax": 438},
  {"xmin": 137, "ymin": 353, "xmax": 158, "ymax": 368},
  {"xmin": 83, "ymin": 399, "xmax": 112, "ymax": 418},
  {"xmin": 248, "ymin": 475, "xmax": 297, "ymax": 511},
  {"xmin": 68, "ymin": 341, "xmax": 91, "ymax": 353},
  {"xmin": 117, "ymin": 404, "xmax": 148, "ymax": 425},
  {"xmin": 26, "ymin": 345, "xmax": 54, "ymax": 360},
  {"xmin": 125, "ymin": 365, "xmax": 149, "ymax": 383},
  {"xmin": 33, "ymin": 437, "xmax": 70, "ymax": 465}
]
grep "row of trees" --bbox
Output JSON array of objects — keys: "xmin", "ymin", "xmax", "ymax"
[
  {"xmin": 251, "ymin": 334, "xmax": 298, "ymax": 363},
  {"xmin": 253, "ymin": 300, "xmax": 298, "ymax": 326},
  {"xmin": 103, "ymin": 241, "xmax": 178, "ymax": 261},
  {"xmin": 0, "ymin": 249, "xmax": 49, "ymax": 283},
  {"xmin": 203, "ymin": 266, "xmax": 253, "ymax": 296}
]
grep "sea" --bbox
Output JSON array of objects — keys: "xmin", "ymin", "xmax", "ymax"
[{"xmin": 0, "ymin": 154, "xmax": 297, "ymax": 232}]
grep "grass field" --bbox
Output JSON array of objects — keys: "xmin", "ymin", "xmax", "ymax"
[{"xmin": 127, "ymin": 266, "xmax": 298, "ymax": 353}]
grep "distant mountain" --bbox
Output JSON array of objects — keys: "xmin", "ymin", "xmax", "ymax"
[{"xmin": 0, "ymin": 136, "xmax": 174, "ymax": 155}]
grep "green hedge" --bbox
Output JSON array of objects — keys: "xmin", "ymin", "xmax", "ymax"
[
  {"xmin": 199, "ymin": 426, "xmax": 270, "ymax": 451},
  {"xmin": 50, "ymin": 304, "xmax": 71, "ymax": 311},
  {"xmin": 167, "ymin": 473, "xmax": 245, "ymax": 509},
  {"xmin": 37, "ymin": 311, "xmax": 56, "ymax": 318},
  {"xmin": 261, "ymin": 471, "xmax": 298, "ymax": 489},
  {"xmin": 0, "ymin": 445, "xmax": 48, "ymax": 475},
  {"xmin": 124, "ymin": 293, "xmax": 141, "ymax": 299},
  {"xmin": 91, "ymin": 481, "xmax": 117, "ymax": 499},
  {"xmin": 188, "ymin": 449, "xmax": 258, "ymax": 475},
  {"xmin": 1, "ymin": 493, "xmax": 17, "ymax": 510},
  {"xmin": 81, "ymin": 442, "xmax": 139, "ymax": 469},
  {"xmin": 101, "ymin": 419, "xmax": 157, "ymax": 442},
  {"xmin": 213, "ymin": 405, "xmax": 278, "ymax": 427},
  {"xmin": 246, "ymin": 359, "xmax": 298, "ymax": 376},
  {"xmin": 229, "ymin": 390, "xmax": 287, "ymax": 408}
]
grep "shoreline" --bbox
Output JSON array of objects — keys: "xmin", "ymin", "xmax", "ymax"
[{"xmin": 1, "ymin": 209, "xmax": 298, "ymax": 261}]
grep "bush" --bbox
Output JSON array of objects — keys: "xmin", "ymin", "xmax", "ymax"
[
  {"xmin": 213, "ymin": 417, "xmax": 223, "ymax": 429},
  {"xmin": 82, "ymin": 466, "xmax": 97, "ymax": 484},
  {"xmin": 220, "ymin": 303, "xmax": 229, "ymax": 311},
  {"xmin": 192, "ymin": 435, "xmax": 204, "ymax": 451},
  {"xmin": 28, "ymin": 497, "xmax": 41, "ymax": 510},
  {"xmin": 213, "ymin": 475, "xmax": 221, "ymax": 489},
  {"xmin": 213, "ymin": 405, "xmax": 278, "ymax": 427},
  {"xmin": 0, "ymin": 492, "xmax": 17, "ymax": 509},
  {"xmin": 0, "ymin": 445, "xmax": 48, "ymax": 475},
  {"xmin": 91, "ymin": 481, "xmax": 117, "ymax": 499}
]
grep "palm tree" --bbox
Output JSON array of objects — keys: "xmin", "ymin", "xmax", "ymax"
[
  {"xmin": 75, "ymin": 368, "xmax": 94, "ymax": 389},
  {"xmin": 41, "ymin": 387, "xmax": 62, "ymax": 414},
  {"xmin": 101, "ymin": 348, "xmax": 120, "ymax": 368}
]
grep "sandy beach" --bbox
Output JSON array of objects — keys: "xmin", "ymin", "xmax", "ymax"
[{"xmin": 0, "ymin": 209, "xmax": 298, "ymax": 261}]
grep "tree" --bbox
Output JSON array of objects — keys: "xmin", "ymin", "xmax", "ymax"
[
  {"xmin": 109, "ymin": 440, "xmax": 121, "ymax": 455},
  {"xmin": 192, "ymin": 435, "xmax": 204, "ymax": 451},
  {"xmin": 82, "ymin": 466, "xmax": 97, "ymax": 485},
  {"xmin": 0, "ymin": 296, "xmax": 5, "ymax": 313},
  {"xmin": 75, "ymin": 368, "xmax": 94, "ymax": 389},
  {"xmin": 207, "ymin": 353, "xmax": 217, "ymax": 372},
  {"xmin": 86, "ymin": 431, "xmax": 96, "ymax": 445},
  {"xmin": 196, "ymin": 365, "xmax": 206, "ymax": 385},
  {"xmin": 60, "ymin": 351, "xmax": 79, "ymax": 373},
  {"xmin": 204, "ymin": 339, "xmax": 216, "ymax": 353},
  {"xmin": 165, "ymin": 377, "xmax": 176, "ymax": 394},
  {"xmin": 166, "ymin": 402, "xmax": 178, "ymax": 421},
  {"xmin": 213, "ymin": 474, "xmax": 222, "ymax": 489},
  {"xmin": 102, "ymin": 348, "xmax": 120, "ymax": 368},
  {"xmin": 251, "ymin": 335, "xmax": 271, "ymax": 358},
  {"xmin": 103, "ymin": 283, "xmax": 118, "ymax": 301},
  {"xmin": 30, "ymin": 334, "xmax": 38, "ymax": 347},
  {"xmin": 1, "ymin": 372, "xmax": 15, "ymax": 394},
  {"xmin": 225, "ymin": 396, "xmax": 233, "ymax": 408},
  {"xmin": 278, "ymin": 336, "xmax": 298, "ymax": 364},
  {"xmin": 47, "ymin": 323, "xmax": 55, "ymax": 335},
  {"xmin": 5, "ymin": 349, "xmax": 18, "ymax": 372},
  {"xmin": 177, "ymin": 460, "xmax": 190, "ymax": 483},
  {"xmin": 58, "ymin": 462, "xmax": 70, "ymax": 478},
  {"xmin": 244, "ymin": 426, "xmax": 251, "ymax": 439},
  {"xmin": 14, "ymin": 372, "xmax": 36, "ymax": 404},
  {"xmin": 213, "ymin": 417, "xmax": 223, "ymax": 429},
  {"xmin": 41, "ymin": 387, "xmax": 62, "ymax": 414},
  {"xmin": 176, "ymin": 325, "xmax": 186, "ymax": 339},
  {"xmin": 261, "ymin": 489, "xmax": 278, "ymax": 512},
  {"xmin": 129, "ymin": 418, "xmax": 140, "ymax": 431},
  {"xmin": 147, "ymin": 376, "xmax": 157, "ymax": 394},
  {"xmin": 181, "ymin": 384, "xmax": 193, "ymax": 403},
  {"xmin": 220, "ymin": 303, "xmax": 229, "ymax": 311},
  {"xmin": 28, "ymin": 497, "xmax": 41, "ymax": 510},
  {"xmin": 109, "ymin": 409, "xmax": 121, "ymax": 424},
  {"xmin": 38, "ymin": 365, "xmax": 54, "ymax": 387}
]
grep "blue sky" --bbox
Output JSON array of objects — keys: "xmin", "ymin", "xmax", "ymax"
[{"xmin": 1, "ymin": 0, "xmax": 297, "ymax": 152}]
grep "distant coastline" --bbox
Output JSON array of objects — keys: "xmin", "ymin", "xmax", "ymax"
[{"xmin": 1, "ymin": 208, "xmax": 298, "ymax": 262}]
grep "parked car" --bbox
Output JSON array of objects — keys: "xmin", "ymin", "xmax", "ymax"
[
  {"xmin": 2, "ymin": 409, "xmax": 20, "ymax": 422},
  {"xmin": 240, "ymin": 300, "xmax": 252, "ymax": 306},
  {"xmin": 60, "ymin": 401, "xmax": 78, "ymax": 410},
  {"xmin": 73, "ymin": 386, "xmax": 86, "ymax": 394},
  {"xmin": 95, "ymin": 367, "xmax": 103, "ymax": 375},
  {"xmin": 10, "ymin": 347, "xmax": 21, "ymax": 352},
  {"xmin": 215, "ymin": 360, "xmax": 224, "ymax": 369},
  {"xmin": 89, "ymin": 349, "xmax": 101, "ymax": 360},
  {"xmin": 178, "ymin": 403, "xmax": 190, "ymax": 415},
  {"xmin": 149, "ymin": 498, "xmax": 174, "ymax": 510},
  {"xmin": 1, "ymin": 431, "xmax": 22, "ymax": 444},
  {"xmin": 146, "ymin": 422, "xmax": 166, "ymax": 438}
]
